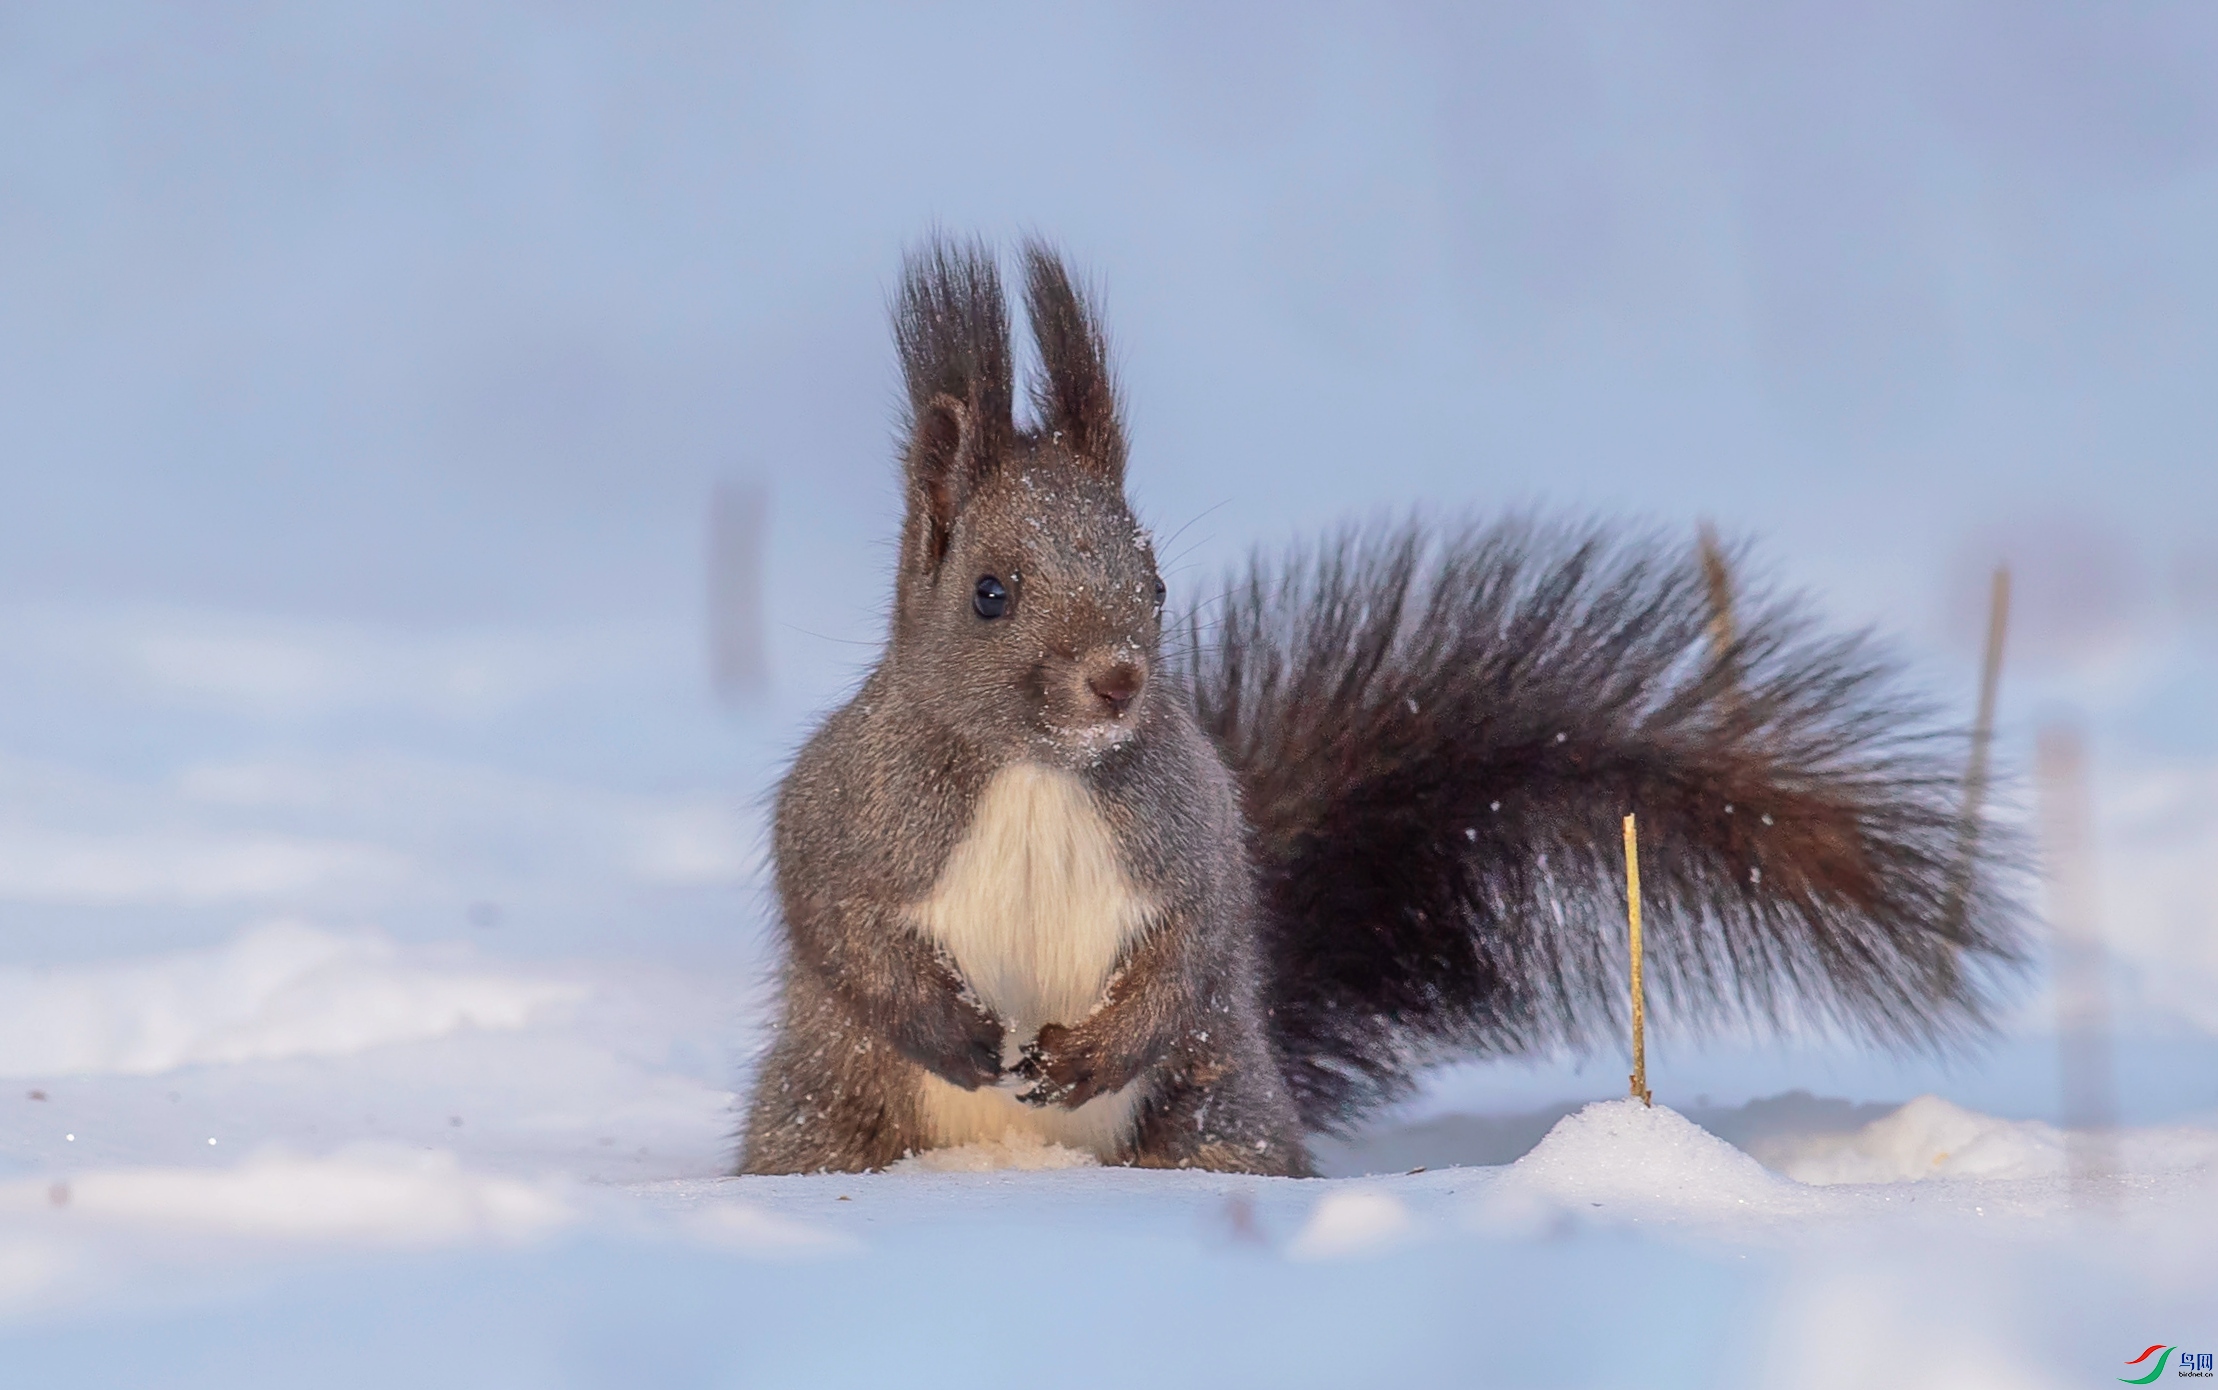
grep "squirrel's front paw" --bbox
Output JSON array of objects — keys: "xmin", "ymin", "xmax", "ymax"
[
  {"xmin": 1013, "ymin": 1025, "xmax": 1097, "ymax": 1109},
  {"xmin": 927, "ymin": 1005, "xmax": 1005, "ymax": 1091},
  {"xmin": 1012, "ymin": 1046, "xmax": 1072, "ymax": 1108}
]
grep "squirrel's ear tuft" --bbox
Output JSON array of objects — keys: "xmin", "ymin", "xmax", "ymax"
[
  {"xmin": 1021, "ymin": 241, "xmax": 1126, "ymax": 481},
  {"xmin": 895, "ymin": 237, "xmax": 1015, "ymax": 572}
]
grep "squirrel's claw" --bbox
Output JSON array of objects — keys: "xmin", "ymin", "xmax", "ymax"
[
  {"xmin": 1014, "ymin": 1030, "xmax": 1103, "ymax": 1108},
  {"xmin": 939, "ymin": 1013, "xmax": 1006, "ymax": 1090},
  {"xmin": 1012, "ymin": 1039, "xmax": 1070, "ymax": 1107}
]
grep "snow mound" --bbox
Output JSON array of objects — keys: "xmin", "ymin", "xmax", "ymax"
[
  {"xmin": 1481, "ymin": 1099, "xmax": 1809, "ymax": 1224},
  {"xmin": 0, "ymin": 921, "xmax": 585, "ymax": 1077},
  {"xmin": 1771, "ymin": 1095, "xmax": 2067, "ymax": 1183},
  {"xmin": 1766, "ymin": 1094, "xmax": 2218, "ymax": 1184},
  {"xmin": 3, "ymin": 1147, "xmax": 570, "ymax": 1246},
  {"xmin": 1288, "ymin": 1188, "xmax": 1416, "ymax": 1259},
  {"xmin": 889, "ymin": 1132, "xmax": 1100, "ymax": 1172}
]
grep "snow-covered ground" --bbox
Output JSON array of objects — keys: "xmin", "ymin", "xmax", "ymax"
[
  {"xmin": 5, "ymin": 541, "xmax": 2213, "ymax": 1390},
  {"xmin": 3, "ymin": 924, "xmax": 2214, "ymax": 1388},
  {"xmin": 2, "ymin": 607, "xmax": 2214, "ymax": 1387}
]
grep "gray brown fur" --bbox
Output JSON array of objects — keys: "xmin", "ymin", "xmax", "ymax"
[{"xmin": 739, "ymin": 239, "xmax": 2025, "ymax": 1175}]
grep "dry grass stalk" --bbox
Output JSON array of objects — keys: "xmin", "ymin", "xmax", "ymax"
[
  {"xmin": 1940, "ymin": 567, "xmax": 2011, "ymax": 956},
  {"xmin": 1696, "ymin": 522, "xmax": 1736, "ymax": 659},
  {"xmin": 1624, "ymin": 813, "xmax": 1652, "ymax": 1107},
  {"xmin": 2036, "ymin": 724, "xmax": 2117, "ymax": 1207}
]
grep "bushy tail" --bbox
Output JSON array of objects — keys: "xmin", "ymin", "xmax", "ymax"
[{"xmin": 1181, "ymin": 517, "xmax": 2025, "ymax": 1133}]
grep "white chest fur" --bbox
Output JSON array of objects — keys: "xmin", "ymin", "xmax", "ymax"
[{"xmin": 907, "ymin": 762, "xmax": 1155, "ymax": 1158}]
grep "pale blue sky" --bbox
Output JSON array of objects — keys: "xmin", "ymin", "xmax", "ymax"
[{"xmin": 6, "ymin": 5, "xmax": 2214, "ymax": 643}]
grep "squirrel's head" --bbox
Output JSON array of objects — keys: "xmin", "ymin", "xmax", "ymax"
[{"xmin": 885, "ymin": 240, "xmax": 1165, "ymax": 765}]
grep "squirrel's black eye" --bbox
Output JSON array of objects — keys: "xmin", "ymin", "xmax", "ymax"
[
  {"xmin": 1153, "ymin": 576, "xmax": 1167, "ymax": 607},
  {"xmin": 973, "ymin": 574, "xmax": 1009, "ymax": 620}
]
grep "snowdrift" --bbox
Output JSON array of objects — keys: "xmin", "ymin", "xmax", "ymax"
[{"xmin": 3, "ymin": 932, "xmax": 2215, "ymax": 1388}]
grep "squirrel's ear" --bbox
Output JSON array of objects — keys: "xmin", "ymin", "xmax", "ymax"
[
  {"xmin": 895, "ymin": 238, "xmax": 1015, "ymax": 574},
  {"xmin": 907, "ymin": 391, "xmax": 981, "ymax": 569},
  {"xmin": 1021, "ymin": 241, "xmax": 1126, "ymax": 482}
]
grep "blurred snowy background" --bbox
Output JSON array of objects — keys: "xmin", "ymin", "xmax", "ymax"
[{"xmin": 3, "ymin": 5, "xmax": 2217, "ymax": 1383}]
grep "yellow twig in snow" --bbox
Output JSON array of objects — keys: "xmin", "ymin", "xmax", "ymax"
[{"xmin": 1625, "ymin": 813, "xmax": 1651, "ymax": 1107}]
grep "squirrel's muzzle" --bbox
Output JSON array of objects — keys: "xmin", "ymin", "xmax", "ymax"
[
  {"xmin": 1087, "ymin": 659, "xmax": 1144, "ymax": 716},
  {"xmin": 1059, "ymin": 649, "xmax": 1146, "ymax": 731}
]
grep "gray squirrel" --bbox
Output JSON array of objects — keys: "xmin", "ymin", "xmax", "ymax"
[{"xmin": 738, "ymin": 239, "xmax": 2021, "ymax": 1176}]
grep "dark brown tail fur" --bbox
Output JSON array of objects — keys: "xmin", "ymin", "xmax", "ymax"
[{"xmin": 1182, "ymin": 517, "xmax": 2026, "ymax": 1133}]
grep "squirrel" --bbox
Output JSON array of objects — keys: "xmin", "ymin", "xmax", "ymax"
[{"xmin": 737, "ymin": 238, "xmax": 2023, "ymax": 1177}]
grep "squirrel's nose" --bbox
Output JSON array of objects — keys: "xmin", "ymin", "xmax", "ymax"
[{"xmin": 1087, "ymin": 660, "xmax": 1145, "ymax": 716}]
